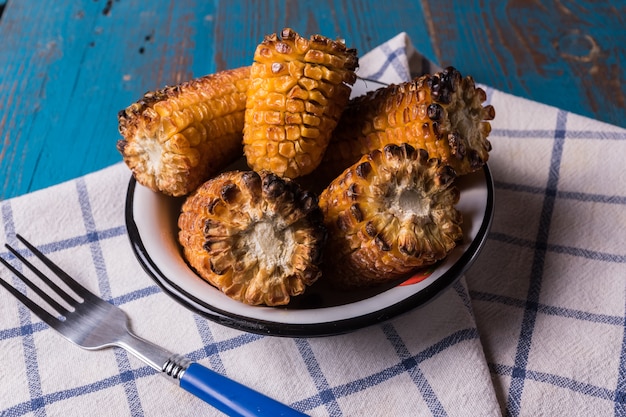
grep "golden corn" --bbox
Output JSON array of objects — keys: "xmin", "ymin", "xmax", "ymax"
[
  {"xmin": 319, "ymin": 143, "xmax": 463, "ymax": 289},
  {"xmin": 311, "ymin": 66, "xmax": 495, "ymax": 187},
  {"xmin": 178, "ymin": 170, "xmax": 327, "ymax": 306},
  {"xmin": 243, "ymin": 28, "xmax": 358, "ymax": 178},
  {"xmin": 117, "ymin": 66, "xmax": 251, "ymax": 196}
]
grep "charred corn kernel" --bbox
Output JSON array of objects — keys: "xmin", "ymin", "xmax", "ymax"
[
  {"xmin": 243, "ymin": 28, "xmax": 358, "ymax": 178},
  {"xmin": 311, "ymin": 66, "xmax": 495, "ymax": 187},
  {"xmin": 319, "ymin": 143, "xmax": 463, "ymax": 289},
  {"xmin": 178, "ymin": 170, "xmax": 327, "ymax": 306},
  {"xmin": 117, "ymin": 66, "xmax": 251, "ymax": 197}
]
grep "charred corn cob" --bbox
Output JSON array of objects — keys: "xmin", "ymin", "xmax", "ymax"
[
  {"xmin": 319, "ymin": 143, "xmax": 463, "ymax": 289},
  {"xmin": 178, "ymin": 170, "xmax": 327, "ymax": 306},
  {"xmin": 312, "ymin": 66, "xmax": 495, "ymax": 186},
  {"xmin": 117, "ymin": 66, "xmax": 251, "ymax": 197},
  {"xmin": 243, "ymin": 28, "xmax": 358, "ymax": 178}
]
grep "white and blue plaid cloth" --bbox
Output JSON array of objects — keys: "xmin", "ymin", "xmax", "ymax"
[{"xmin": 1, "ymin": 33, "xmax": 625, "ymax": 417}]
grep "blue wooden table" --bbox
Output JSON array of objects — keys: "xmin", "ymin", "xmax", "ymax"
[{"xmin": 0, "ymin": 0, "xmax": 624, "ymax": 200}]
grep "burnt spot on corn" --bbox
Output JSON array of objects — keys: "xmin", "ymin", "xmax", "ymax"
[
  {"xmin": 355, "ymin": 161, "xmax": 372, "ymax": 179},
  {"xmin": 365, "ymin": 221, "xmax": 377, "ymax": 237},
  {"xmin": 427, "ymin": 103, "xmax": 443, "ymax": 120},
  {"xmin": 416, "ymin": 148, "xmax": 430, "ymax": 163},
  {"xmin": 262, "ymin": 172, "xmax": 286, "ymax": 199},
  {"xmin": 437, "ymin": 166, "xmax": 457, "ymax": 186},
  {"xmin": 208, "ymin": 259, "xmax": 227, "ymax": 275},
  {"xmin": 220, "ymin": 183, "xmax": 239, "ymax": 203},
  {"xmin": 469, "ymin": 149, "xmax": 484, "ymax": 169},
  {"xmin": 202, "ymin": 220, "xmax": 212, "ymax": 236},
  {"xmin": 400, "ymin": 233, "xmax": 421, "ymax": 255},
  {"xmin": 375, "ymin": 236, "xmax": 391, "ymax": 251},
  {"xmin": 350, "ymin": 203, "xmax": 364, "ymax": 222},
  {"xmin": 241, "ymin": 170, "xmax": 262, "ymax": 195},
  {"xmin": 346, "ymin": 183, "xmax": 359, "ymax": 200},
  {"xmin": 483, "ymin": 105, "xmax": 496, "ymax": 121},
  {"xmin": 432, "ymin": 121, "xmax": 442, "ymax": 138},
  {"xmin": 298, "ymin": 190, "xmax": 318, "ymax": 213},
  {"xmin": 433, "ymin": 67, "xmax": 461, "ymax": 105},
  {"xmin": 116, "ymin": 139, "xmax": 127, "ymax": 154},
  {"xmin": 382, "ymin": 143, "xmax": 405, "ymax": 160},
  {"xmin": 206, "ymin": 199, "xmax": 221, "ymax": 215},
  {"xmin": 402, "ymin": 143, "xmax": 416, "ymax": 157}
]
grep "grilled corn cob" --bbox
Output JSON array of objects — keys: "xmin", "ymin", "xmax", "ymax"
[
  {"xmin": 243, "ymin": 28, "xmax": 358, "ymax": 178},
  {"xmin": 117, "ymin": 66, "xmax": 251, "ymax": 196},
  {"xmin": 178, "ymin": 170, "xmax": 327, "ymax": 306},
  {"xmin": 319, "ymin": 143, "xmax": 463, "ymax": 289},
  {"xmin": 312, "ymin": 66, "xmax": 495, "ymax": 186}
]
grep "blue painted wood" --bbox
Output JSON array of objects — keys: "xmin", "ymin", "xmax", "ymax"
[
  {"xmin": 420, "ymin": 0, "xmax": 626, "ymax": 134},
  {"xmin": 0, "ymin": 0, "xmax": 217, "ymax": 199},
  {"xmin": 0, "ymin": 0, "xmax": 624, "ymax": 200}
]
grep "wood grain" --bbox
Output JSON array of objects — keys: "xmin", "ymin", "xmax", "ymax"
[
  {"xmin": 421, "ymin": 0, "xmax": 625, "ymax": 126},
  {"xmin": 0, "ymin": 0, "xmax": 624, "ymax": 200},
  {"xmin": 0, "ymin": 0, "xmax": 216, "ymax": 199}
]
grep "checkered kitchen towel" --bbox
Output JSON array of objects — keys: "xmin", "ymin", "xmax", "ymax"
[{"xmin": 1, "ymin": 32, "xmax": 625, "ymax": 417}]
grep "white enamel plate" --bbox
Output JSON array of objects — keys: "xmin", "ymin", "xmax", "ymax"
[{"xmin": 125, "ymin": 164, "xmax": 494, "ymax": 337}]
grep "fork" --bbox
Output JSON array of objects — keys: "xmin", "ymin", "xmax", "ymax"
[{"xmin": 0, "ymin": 234, "xmax": 307, "ymax": 417}]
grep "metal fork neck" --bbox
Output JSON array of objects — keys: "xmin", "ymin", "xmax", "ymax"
[
  {"xmin": 163, "ymin": 354, "xmax": 192, "ymax": 380},
  {"xmin": 117, "ymin": 332, "xmax": 190, "ymax": 382}
]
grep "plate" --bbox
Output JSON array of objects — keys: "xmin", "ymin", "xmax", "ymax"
[{"xmin": 125, "ymin": 165, "xmax": 494, "ymax": 337}]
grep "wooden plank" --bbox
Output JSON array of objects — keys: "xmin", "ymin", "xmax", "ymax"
[
  {"xmin": 421, "ymin": 0, "xmax": 626, "ymax": 129},
  {"xmin": 0, "ymin": 0, "xmax": 217, "ymax": 200},
  {"xmin": 212, "ymin": 0, "xmax": 435, "ymax": 70}
]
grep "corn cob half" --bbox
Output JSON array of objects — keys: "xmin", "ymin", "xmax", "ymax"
[
  {"xmin": 178, "ymin": 170, "xmax": 327, "ymax": 306},
  {"xmin": 311, "ymin": 66, "xmax": 495, "ymax": 187},
  {"xmin": 319, "ymin": 143, "xmax": 463, "ymax": 289},
  {"xmin": 243, "ymin": 28, "xmax": 358, "ymax": 178},
  {"xmin": 117, "ymin": 66, "xmax": 250, "ymax": 196}
]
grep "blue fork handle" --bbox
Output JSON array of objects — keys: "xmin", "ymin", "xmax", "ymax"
[{"xmin": 180, "ymin": 363, "xmax": 308, "ymax": 416}]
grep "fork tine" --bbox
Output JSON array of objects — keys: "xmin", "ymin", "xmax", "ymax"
[
  {"xmin": 15, "ymin": 234, "xmax": 96, "ymax": 300},
  {"xmin": 0, "ymin": 275, "xmax": 60, "ymax": 327},
  {"xmin": 1, "ymin": 245, "xmax": 72, "ymax": 316},
  {"xmin": 5, "ymin": 241, "xmax": 78, "ymax": 306}
]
